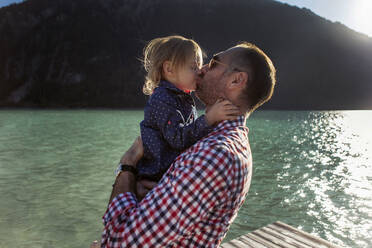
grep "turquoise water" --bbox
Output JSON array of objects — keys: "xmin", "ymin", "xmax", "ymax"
[{"xmin": 0, "ymin": 110, "xmax": 371, "ymax": 248}]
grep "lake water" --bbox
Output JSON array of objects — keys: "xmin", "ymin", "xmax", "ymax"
[{"xmin": 0, "ymin": 110, "xmax": 371, "ymax": 248}]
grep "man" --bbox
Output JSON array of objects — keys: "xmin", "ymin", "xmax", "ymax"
[{"xmin": 98, "ymin": 42, "xmax": 276, "ymax": 247}]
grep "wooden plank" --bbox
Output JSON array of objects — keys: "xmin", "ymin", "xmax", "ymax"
[
  {"xmin": 220, "ymin": 240, "xmax": 243, "ymax": 248},
  {"xmin": 221, "ymin": 234, "xmax": 263, "ymax": 248},
  {"xmin": 245, "ymin": 232, "xmax": 283, "ymax": 248},
  {"xmin": 252, "ymin": 229, "xmax": 298, "ymax": 248},
  {"xmin": 224, "ymin": 238, "xmax": 254, "ymax": 248},
  {"xmin": 261, "ymin": 226, "xmax": 314, "ymax": 248},
  {"xmin": 267, "ymin": 224, "xmax": 321, "ymax": 248},
  {"xmin": 273, "ymin": 221, "xmax": 341, "ymax": 248},
  {"xmin": 238, "ymin": 235, "xmax": 268, "ymax": 248},
  {"xmin": 222, "ymin": 221, "xmax": 342, "ymax": 248}
]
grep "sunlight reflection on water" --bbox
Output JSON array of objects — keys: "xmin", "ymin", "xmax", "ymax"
[{"xmin": 230, "ymin": 110, "xmax": 372, "ymax": 248}]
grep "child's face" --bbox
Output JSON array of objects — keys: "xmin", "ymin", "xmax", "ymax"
[{"xmin": 174, "ymin": 56, "xmax": 201, "ymax": 92}]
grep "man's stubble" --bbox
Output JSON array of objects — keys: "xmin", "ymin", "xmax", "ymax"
[{"xmin": 195, "ymin": 74, "xmax": 225, "ymax": 107}]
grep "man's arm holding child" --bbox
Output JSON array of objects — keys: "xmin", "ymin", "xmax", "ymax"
[
  {"xmin": 100, "ymin": 137, "xmax": 231, "ymax": 247},
  {"xmin": 109, "ymin": 137, "xmax": 156, "ymax": 202},
  {"xmin": 108, "ymin": 137, "xmax": 143, "ymax": 203}
]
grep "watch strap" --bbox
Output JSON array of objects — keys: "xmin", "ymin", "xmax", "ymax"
[{"xmin": 115, "ymin": 163, "xmax": 138, "ymax": 176}]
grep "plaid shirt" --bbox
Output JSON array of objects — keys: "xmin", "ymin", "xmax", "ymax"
[{"xmin": 101, "ymin": 116, "xmax": 252, "ymax": 248}]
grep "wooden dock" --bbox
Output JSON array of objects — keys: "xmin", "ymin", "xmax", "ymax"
[{"xmin": 221, "ymin": 221, "xmax": 342, "ymax": 248}]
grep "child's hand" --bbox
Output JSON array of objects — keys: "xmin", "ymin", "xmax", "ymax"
[{"xmin": 205, "ymin": 99, "xmax": 241, "ymax": 126}]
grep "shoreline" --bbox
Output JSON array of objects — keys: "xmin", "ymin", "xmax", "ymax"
[{"xmin": 0, "ymin": 107, "xmax": 371, "ymax": 112}]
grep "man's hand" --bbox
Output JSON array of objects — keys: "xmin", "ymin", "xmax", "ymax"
[
  {"xmin": 120, "ymin": 136, "xmax": 144, "ymax": 166},
  {"xmin": 137, "ymin": 180, "xmax": 157, "ymax": 201},
  {"xmin": 122, "ymin": 137, "xmax": 157, "ymax": 200},
  {"xmin": 109, "ymin": 136, "xmax": 144, "ymax": 203},
  {"xmin": 205, "ymin": 99, "xmax": 241, "ymax": 126}
]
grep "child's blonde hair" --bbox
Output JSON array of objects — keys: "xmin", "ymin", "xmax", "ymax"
[{"xmin": 142, "ymin": 35, "xmax": 203, "ymax": 95}]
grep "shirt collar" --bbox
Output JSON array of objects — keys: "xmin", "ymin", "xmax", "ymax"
[
  {"xmin": 159, "ymin": 80, "xmax": 190, "ymax": 95},
  {"xmin": 214, "ymin": 115, "xmax": 247, "ymax": 132}
]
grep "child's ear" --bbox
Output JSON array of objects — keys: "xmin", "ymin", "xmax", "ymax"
[{"xmin": 162, "ymin": 61, "xmax": 174, "ymax": 76}]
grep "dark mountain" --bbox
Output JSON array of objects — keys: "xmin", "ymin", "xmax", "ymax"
[{"xmin": 1, "ymin": 0, "xmax": 371, "ymax": 109}]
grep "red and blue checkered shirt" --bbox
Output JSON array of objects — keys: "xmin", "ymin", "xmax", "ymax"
[{"xmin": 101, "ymin": 116, "xmax": 252, "ymax": 247}]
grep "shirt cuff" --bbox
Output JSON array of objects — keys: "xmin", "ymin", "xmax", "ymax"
[{"xmin": 102, "ymin": 192, "xmax": 137, "ymax": 226}]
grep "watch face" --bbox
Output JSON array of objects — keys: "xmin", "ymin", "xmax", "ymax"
[
  {"xmin": 114, "ymin": 163, "xmax": 138, "ymax": 177},
  {"xmin": 115, "ymin": 163, "xmax": 122, "ymax": 176}
]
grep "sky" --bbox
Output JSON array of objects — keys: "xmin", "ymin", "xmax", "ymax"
[
  {"xmin": 0, "ymin": 0, "xmax": 371, "ymax": 37},
  {"xmin": 275, "ymin": 0, "xmax": 372, "ymax": 37},
  {"xmin": 0, "ymin": 0, "xmax": 22, "ymax": 8}
]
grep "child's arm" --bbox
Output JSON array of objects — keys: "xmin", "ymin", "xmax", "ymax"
[
  {"xmin": 205, "ymin": 99, "xmax": 241, "ymax": 126},
  {"xmin": 148, "ymin": 97, "xmax": 240, "ymax": 151}
]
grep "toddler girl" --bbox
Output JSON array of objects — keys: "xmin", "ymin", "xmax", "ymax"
[{"xmin": 137, "ymin": 35, "xmax": 239, "ymax": 181}]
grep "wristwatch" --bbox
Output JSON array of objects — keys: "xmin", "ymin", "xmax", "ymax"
[{"xmin": 115, "ymin": 163, "xmax": 138, "ymax": 177}]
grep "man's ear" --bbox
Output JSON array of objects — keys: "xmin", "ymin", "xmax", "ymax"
[{"xmin": 229, "ymin": 72, "xmax": 248, "ymax": 89}]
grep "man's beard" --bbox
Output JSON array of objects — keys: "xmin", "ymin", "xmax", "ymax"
[{"xmin": 195, "ymin": 83, "xmax": 218, "ymax": 107}]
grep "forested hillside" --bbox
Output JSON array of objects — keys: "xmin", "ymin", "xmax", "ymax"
[{"xmin": 1, "ymin": 0, "xmax": 371, "ymax": 109}]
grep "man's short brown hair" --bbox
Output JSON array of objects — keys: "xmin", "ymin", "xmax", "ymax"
[{"xmin": 232, "ymin": 42, "xmax": 276, "ymax": 113}]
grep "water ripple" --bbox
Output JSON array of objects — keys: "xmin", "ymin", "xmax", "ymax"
[{"xmin": 0, "ymin": 110, "xmax": 371, "ymax": 248}]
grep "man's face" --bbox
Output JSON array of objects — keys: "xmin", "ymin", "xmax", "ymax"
[{"xmin": 195, "ymin": 49, "xmax": 235, "ymax": 106}]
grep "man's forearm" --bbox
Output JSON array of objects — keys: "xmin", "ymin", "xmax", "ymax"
[
  {"xmin": 108, "ymin": 149, "xmax": 139, "ymax": 204},
  {"xmin": 109, "ymin": 171, "xmax": 136, "ymax": 203}
]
